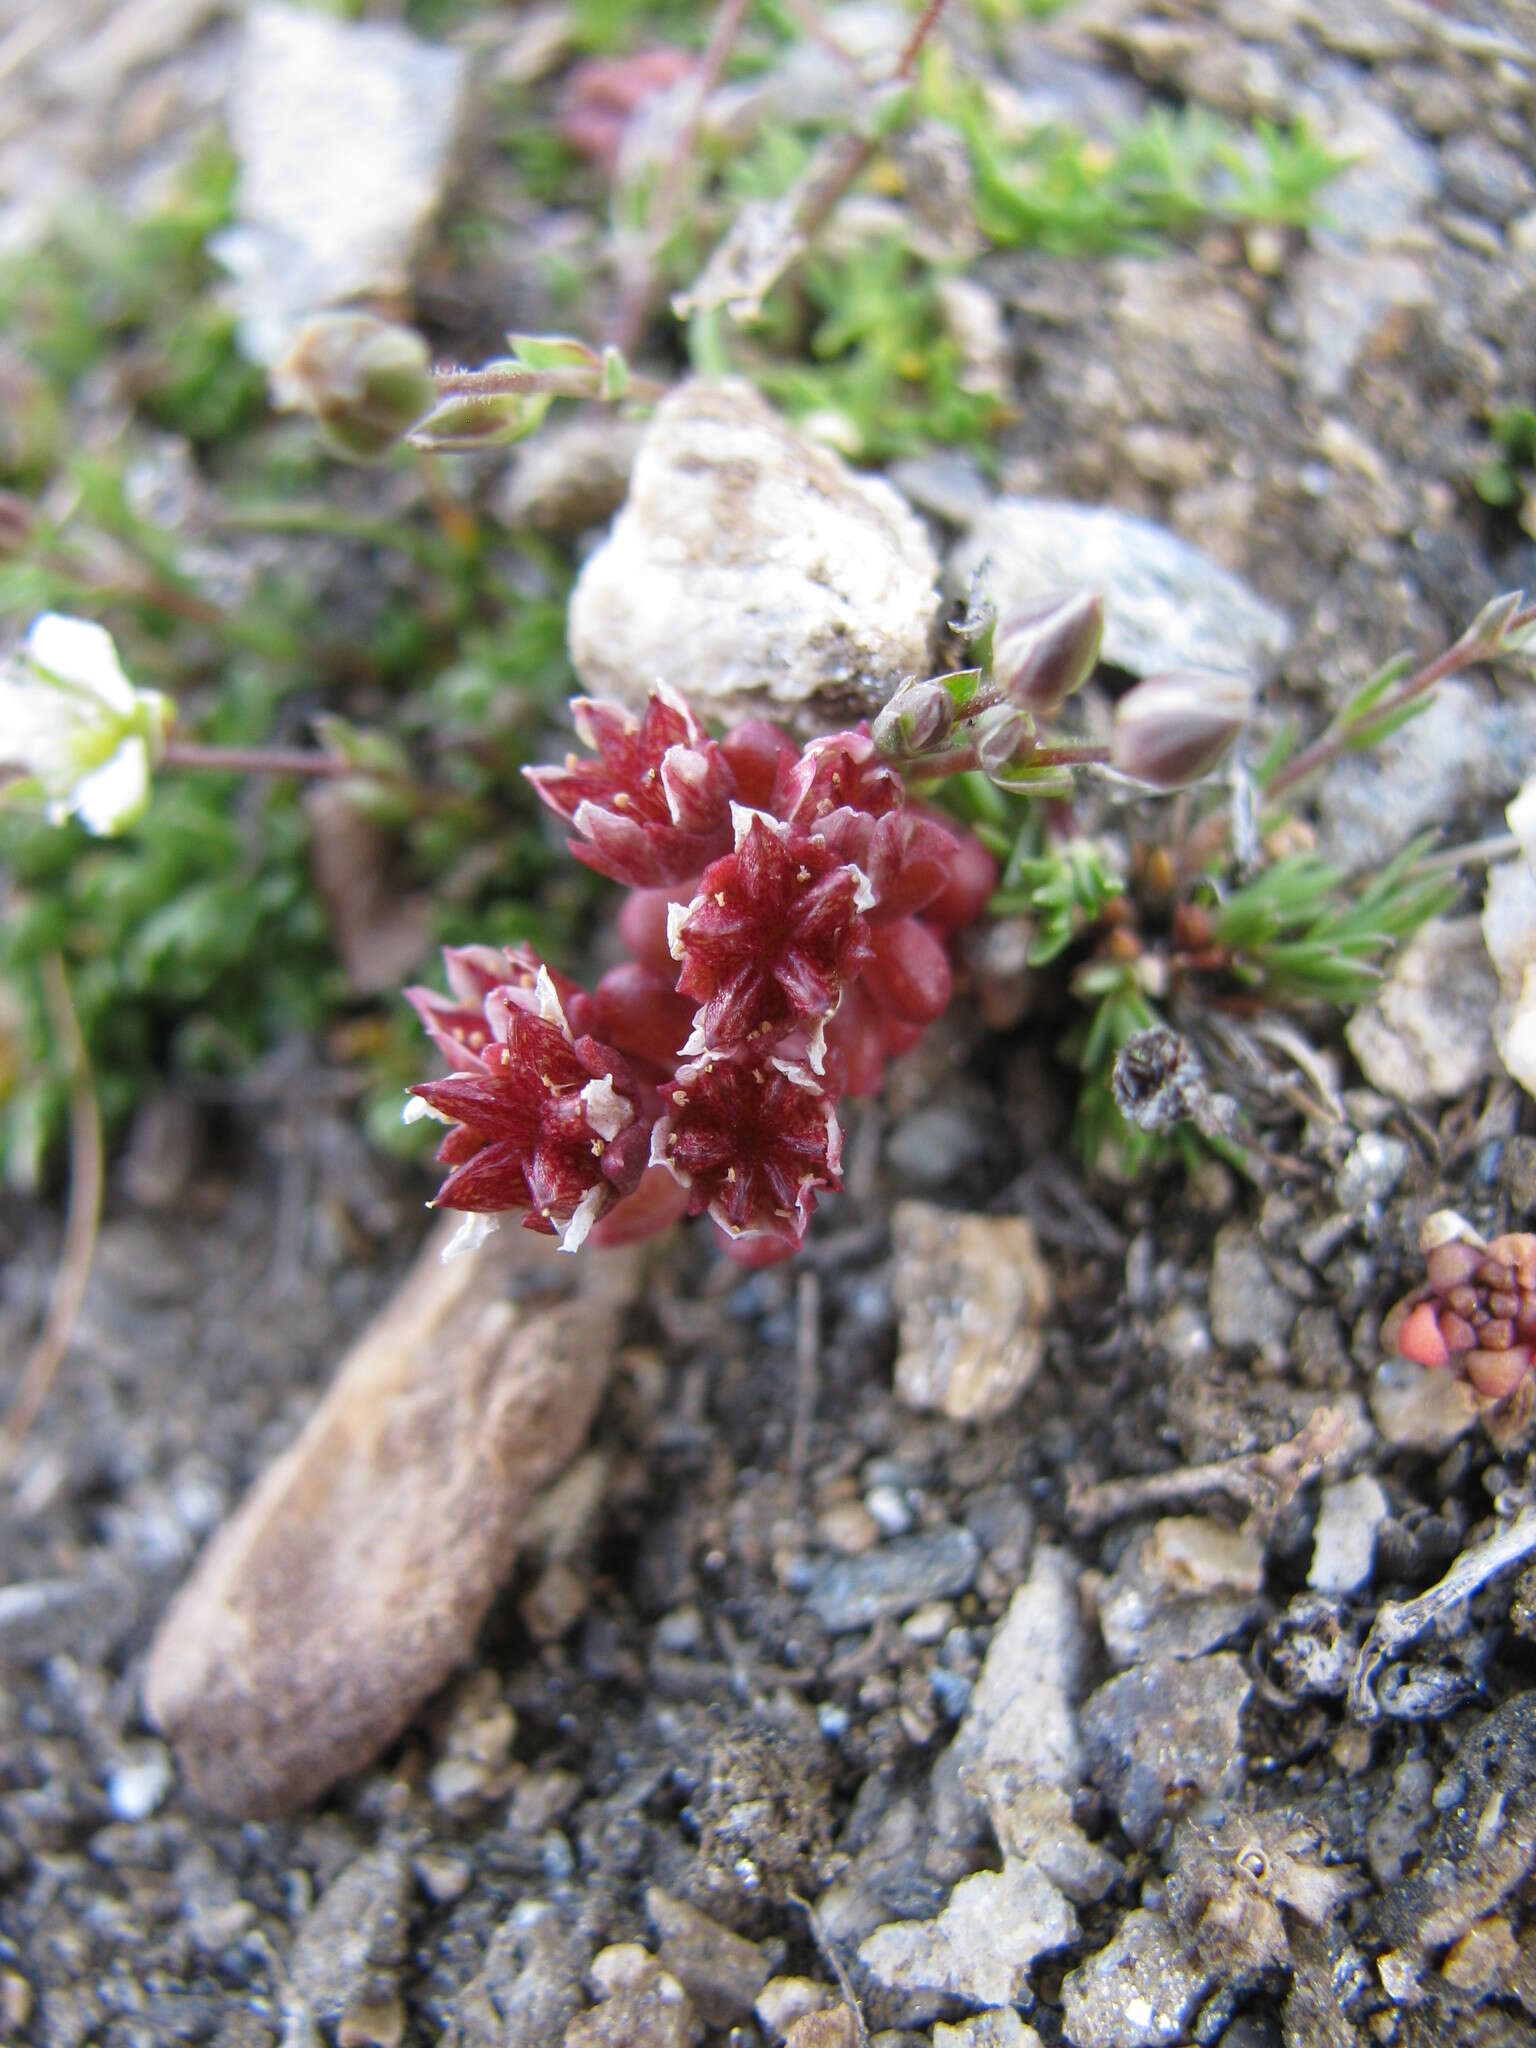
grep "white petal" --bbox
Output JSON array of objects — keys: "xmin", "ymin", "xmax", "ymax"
[
  {"xmin": 69, "ymin": 738, "xmax": 149, "ymax": 835},
  {"xmin": 26, "ymin": 614, "xmax": 136, "ymax": 714},
  {"xmin": 558, "ymin": 1184, "xmax": 605, "ymax": 1253},
  {"xmin": 666, "ymin": 896, "xmax": 697, "ymax": 962},
  {"xmin": 534, "ymin": 963, "xmax": 572, "ymax": 1036},
  {"xmin": 441, "ymin": 1211, "xmax": 501, "ymax": 1261},
  {"xmin": 729, "ymin": 800, "xmax": 790, "ymax": 850},
  {"xmin": 0, "ymin": 675, "xmax": 88, "ymax": 786},
  {"xmin": 579, "ymin": 1073, "xmax": 632, "ymax": 1141},
  {"xmin": 402, "ymin": 1094, "xmax": 452, "ymax": 1125}
]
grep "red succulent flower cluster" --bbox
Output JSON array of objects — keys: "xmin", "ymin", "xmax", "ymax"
[{"xmin": 408, "ymin": 690, "xmax": 997, "ymax": 1261}]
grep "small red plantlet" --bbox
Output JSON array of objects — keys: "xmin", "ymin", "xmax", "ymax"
[{"xmin": 1383, "ymin": 1226, "xmax": 1536, "ymax": 1405}]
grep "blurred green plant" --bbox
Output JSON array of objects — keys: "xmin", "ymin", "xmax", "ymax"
[{"xmin": 1474, "ymin": 402, "xmax": 1536, "ymax": 535}]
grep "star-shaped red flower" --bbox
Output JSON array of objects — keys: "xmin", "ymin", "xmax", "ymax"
[
  {"xmin": 652, "ymin": 1052, "xmax": 842, "ymax": 1244},
  {"xmin": 524, "ymin": 688, "xmax": 733, "ymax": 886},
  {"xmin": 409, "ymin": 962, "xmax": 649, "ymax": 1250},
  {"xmin": 670, "ymin": 810, "xmax": 873, "ymax": 1054}
]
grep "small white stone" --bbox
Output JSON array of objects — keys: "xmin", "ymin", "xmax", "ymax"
[
  {"xmin": 107, "ymin": 1745, "xmax": 173, "ymax": 1821},
  {"xmin": 934, "ymin": 2013, "xmax": 1043, "ymax": 2048},
  {"xmin": 1309, "ymin": 1475, "xmax": 1391, "ymax": 1595}
]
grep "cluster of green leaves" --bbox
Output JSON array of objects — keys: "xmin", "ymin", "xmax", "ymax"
[
  {"xmin": 988, "ymin": 822, "xmax": 1124, "ymax": 965},
  {"xmin": 0, "ymin": 137, "xmax": 265, "ymax": 458},
  {"xmin": 0, "ymin": 156, "xmax": 599, "ymax": 1182},
  {"xmin": 1198, "ymin": 836, "xmax": 1458, "ymax": 1007},
  {"xmin": 739, "ymin": 237, "xmax": 1007, "ymax": 462},
  {"xmin": 933, "ymin": 71, "xmax": 1350, "ymax": 253},
  {"xmin": 677, "ymin": 51, "xmax": 1349, "ymax": 463},
  {"xmin": 1473, "ymin": 402, "xmax": 1536, "ymax": 534}
]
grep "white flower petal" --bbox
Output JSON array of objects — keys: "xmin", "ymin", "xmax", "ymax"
[
  {"xmin": 558, "ymin": 1184, "xmax": 606, "ymax": 1253},
  {"xmin": 402, "ymin": 1094, "xmax": 453, "ymax": 1125},
  {"xmin": 26, "ymin": 614, "xmax": 137, "ymax": 714},
  {"xmin": 729, "ymin": 800, "xmax": 789, "ymax": 850},
  {"xmin": 440, "ymin": 1211, "xmax": 501, "ymax": 1262},
  {"xmin": 69, "ymin": 738, "xmax": 150, "ymax": 835},
  {"xmin": 579, "ymin": 1073, "xmax": 632, "ymax": 1141}
]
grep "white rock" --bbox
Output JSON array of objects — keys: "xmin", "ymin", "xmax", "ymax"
[
  {"xmin": 1317, "ymin": 679, "xmax": 1536, "ymax": 877},
  {"xmin": 1484, "ymin": 849, "xmax": 1536, "ymax": 1098},
  {"xmin": 949, "ymin": 500, "xmax": 1290, "ymax": 682},
  {"xmin": 1369, "ymin": 1358, "xmax": 1477, "ymax": 1454},
  {"xmin": 106, "ymin": 1743, "xmax": 174, "ymax": 1821},
  {"xmin": 1290, "ymin": 248, "xmax": 1433, "ymax": 402},
  {"xmin": 950, "ymin": 1546, "xmax": 1086, "ymax": 1788},
  {"xmin": 754, "ymin": 1977, "xmax": 831, "ymax": 2040},
  {"xmin": 858, "ymin": 1862, "xmax": 1077, "ymax": 2008},
  {"xmin": 934, "ymin": 2014, "xmax": 1044, "ymax": 2048},
  {"xmin": 1310, "ymin": 1474, "xmax": 1390, "ymax": 1595},
  {"xmin": 1060, "ymin": 1909, "xmax": 1212, "ymax": 2048},
  {"xmin": 1147, "ymin": 1515, "xmax": 1265, "ymax": 1597},
  {"xmin": 216, "ymin": 4, "xmax": 467, "ymax": 363},
  {"xmin": 567, "ymin": 380, "xmax": 941, "ymax": 734},
  {"xmin": 892, "ymin": 1203, "xmax": 1053, "ymax": 1423},
  {"xmin": 1345, "ymin": 917, "xmax": 1499, "ymax": 1104}
]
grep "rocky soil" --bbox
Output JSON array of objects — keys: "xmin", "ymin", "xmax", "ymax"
[{"xmin": 4, "ymin": 2, "xmax": 1536, "ymax": 2046}]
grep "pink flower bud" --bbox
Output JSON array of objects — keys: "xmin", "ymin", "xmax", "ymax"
[
  {"xmin": 1109, "ymin": 670, "xmax": 1250, "ymax": 789},
  {"xmin": 992, "ymin": 587, "xmax": 1104, "ymax": 713},
  {"xmin": 871, "ymin": 677, "xmax": 956, "ymax": 757},
  {"xmin": 861, "ymin": 917, "xmax": 953, "ymax": 1026}
]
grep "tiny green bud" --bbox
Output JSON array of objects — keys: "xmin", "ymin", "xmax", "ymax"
[
  {"xmin": 410, "ymin": 377, "xmax": 553, "ymax": 450},
  {"xmin": 992, "ymin": 587, "xmax": 1104, "ymax": 714},
  {"xmin": 272, "ymin": 314, "xmax": 436, "ymax": 462},
  {"xmin": 976, "ymin": 704, "xmax": 1037, "ymax": 780},
  {"xmin": 1110, "ymin": 670, "xmax": 1249, "ymax": 789},
  {"xmin": 872, "ymin": 676, "xmax": 956, "ymax": 757}
]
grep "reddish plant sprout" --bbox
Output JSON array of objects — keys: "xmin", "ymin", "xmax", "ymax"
[
  {"xmin": 409, "ymin": 684, "xmax": 999, "ymax": 1261},
  {"xmin": 1383, "ymin": 1221, "xmax": 1536, "ymax": 1406},
  {"xmin": 524, "ymin": 689, "xmax": 734, "ymax": 886},
  {"xmin": 652, "ymin": 1053, "xmax": 843, "ymax": 1246},
  {"xmin": 670, "ymin": 808, "xmax": 874, "ymax": 1058}
]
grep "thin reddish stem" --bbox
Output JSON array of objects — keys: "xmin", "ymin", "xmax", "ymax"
[
  {"xmin": 609, "ymin": 0, "xmax": 754, "ymax": 357},
  {"xmin": 161, "ymin": 740, "xmax": 355, "ymax": 779}
]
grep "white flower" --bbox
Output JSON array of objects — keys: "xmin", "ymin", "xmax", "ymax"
[{"xmin": 0, "ymin": 614, "xmax": 173, "ymax": 835}]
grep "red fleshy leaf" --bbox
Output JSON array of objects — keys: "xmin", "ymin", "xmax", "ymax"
[{"xmin": 862, "ymin": 917, "xmax": 953, "ymax": 1025}]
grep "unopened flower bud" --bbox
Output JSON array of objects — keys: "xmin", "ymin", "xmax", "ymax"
[
  {"xmin": 271, "ymin": 314, "xmax": 436, "ymax": 462},
  {"xmin": 992, "ymin": 587, "xmax": 1104, "ymax": 714},
  {"xmin": 872, "ymin": 677, "xmax": 955, "ymax": 757},
  {"xmin": 976, "ymin": 704, "xmax": 1036, "ymax": 780},
  {"xmin": 1110, "ymin": 670, "xmax": 1249, "ymax": 789}
]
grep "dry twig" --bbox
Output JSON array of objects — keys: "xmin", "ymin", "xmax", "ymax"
[
  {"xmin": 1066, "ymin": 1405, "xmax": 1354, "ymax": 1535},
  {"xmin": 1349, "ymin": 1502, "xmax": 1536, "ymax": 1722}
]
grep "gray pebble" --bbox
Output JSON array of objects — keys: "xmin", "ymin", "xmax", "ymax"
[
  {"xmin": 806, "ymin": 1527, "xmax": 981, "ymax": 1635},
  {"xmin": 1333, "ymin": 1133, "xmax": 1410, "ymax": 1212}
]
